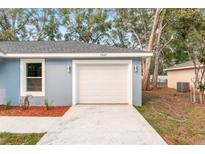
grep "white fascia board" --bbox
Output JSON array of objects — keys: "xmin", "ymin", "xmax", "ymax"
[
  {"xmin": 73, "ymin": 59, "xmax": 132, "ymax": 64},
  {"xmin": 4, "ymin": 52, "xmax": 153, "ymax": 58},
  {"xmin": 0, "ymin": 52, "xmax": 4, "ymax": 57}
]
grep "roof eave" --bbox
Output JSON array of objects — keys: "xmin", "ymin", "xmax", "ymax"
[
  {"xmin": 164, "ymin": 65, "xmax": 204, "ymax": 71},
  {"xmin": 0, "ymin": 52, "xmax": 4, "ymax": 57},
  {"xmin": 2, "ymin": 52, "xmax": 153, "ymax": 58}
]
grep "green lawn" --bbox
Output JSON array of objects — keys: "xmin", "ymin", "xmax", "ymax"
[
  {"xmin": 0, "ymin": 132, "xmax": 44, "ymax": 145},
  {"xmin": 136, "ymin": 88, "xmax": 205, "ymax": 145}
]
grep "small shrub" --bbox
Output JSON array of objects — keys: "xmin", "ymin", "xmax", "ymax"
[
  {"xmin": 197, "ymin": 82, "xmax": 205, "ymax": 91},
  {"xmin": 4, "ymin": 101, "xmax": 11, "ymax": 110},
  {"xmin": 44, "ymin": 99, "xmax": 49, "ymax": 110}
]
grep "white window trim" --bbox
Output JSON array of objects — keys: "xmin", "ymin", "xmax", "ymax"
[
  {"xmin": 20, "ymin": 59, "xmax": 45, "ymax": 97},
  {"xmin": 72, "ymin": 60, "xmax": 133, "ymax": 105}
]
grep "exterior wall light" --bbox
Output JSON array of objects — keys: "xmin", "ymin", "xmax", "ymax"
[
  {"xmin": 67, "ymin": 65, "xmax": 71, "ymax": 73},
  {"xmin": 134, "ymin": 65, "xmax": 138, "ymax": 73}
]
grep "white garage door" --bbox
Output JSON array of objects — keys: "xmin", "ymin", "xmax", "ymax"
[{"xmin": 77, "ymin": 64, "xmax": 129, "ymax": 104}]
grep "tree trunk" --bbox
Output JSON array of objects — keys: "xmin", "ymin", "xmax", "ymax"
[
  {"xmin": 190, "ymin": 86, "xmax": 193, "ymax": 102},
  {"xmin": 193, "ymin": 87, "xmax": 196, "ymax": 103},
  {"xmin": 142, "ymin": 59, "xmax": 146, "ymax": 76},
  {"xmin": 142, "ymin": 8, "xmax": 163, "ymax": 90},
  {"xmin": 152, "ymin": 9, "xmax": 167, "ymax": 89},
  {"xmin": 153, "ymin": 54, "xmax": 160, "ymax": 89},
  {"xmin": 199, "ymin": 91, "xmax": 203, "ymax": 104}
]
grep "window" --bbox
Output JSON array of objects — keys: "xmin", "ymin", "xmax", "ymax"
[
  {"xmin": 21, "ymin": 59, "xmax": 45, "ymax": 96},
  {"xmin": 26, "ymin": 63, "xmax": 42, "ymax": 91}
]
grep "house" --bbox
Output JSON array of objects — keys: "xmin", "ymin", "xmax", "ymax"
[
  {"xmin": 165, "ymin": 60, "xmax": 203, "ymax": 89},
  {"xmin": 0, "ymin": 41, "xmax": 152, "ymax": 106}
]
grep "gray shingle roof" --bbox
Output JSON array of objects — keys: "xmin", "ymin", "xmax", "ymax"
[
  {"xmin": 0, "ymin": 41, "xmax": 146, "ymax": 54},
  {"xmin": 165, "ymin": 60, "xmax": 201, "ymax": 71}
]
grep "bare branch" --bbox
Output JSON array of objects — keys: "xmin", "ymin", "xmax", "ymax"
[
  {"xmin": 121, "ymin": 18, "xmax": 143, "ymax": 49},
  {"xmin": 137, "ymin": 9, "xmax": 148, "ymax": 44},
  {"xmin": 15, "ymin": 10, "xmax": 33, "ymax": 34},
  {"xmin": 159, "ymin": 36, "xmax": 174, "ymax": 53},
  {"xmin": 127, "ymin": 27, "xmax": 143, "ymax": 49}
]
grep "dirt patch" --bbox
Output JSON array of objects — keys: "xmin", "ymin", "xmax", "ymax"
[
  {"xmin": 0, "ymin": 106, "xmax": 70, "ymax": 117},
  {"xmin": 136, "ymin": 88, "xmax": 205, "ymax": 145}
]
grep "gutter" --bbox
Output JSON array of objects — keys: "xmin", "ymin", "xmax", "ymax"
[{"xmin": 0, "ymin": 52, "xmax": 153, "ymax": 58}]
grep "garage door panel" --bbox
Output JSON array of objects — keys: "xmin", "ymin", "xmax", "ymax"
[{"xmin": 77, "ymin": 64, "xmax": 128, "ymax": 104}]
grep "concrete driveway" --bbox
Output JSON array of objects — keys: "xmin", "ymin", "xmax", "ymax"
[{"xmin": 38, "ymin": 105, "xmax": 166, "ymax": 145}]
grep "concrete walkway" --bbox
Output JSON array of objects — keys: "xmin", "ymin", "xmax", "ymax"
[
  {"xmin": 38, "ymin": 105, "xmax": 166, "ymax": 145},
  {"xmin": 0, "ymin": 116, "xmax": 60, "ymax": 133}
]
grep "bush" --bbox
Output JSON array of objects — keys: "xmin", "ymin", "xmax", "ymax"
[
  {"xmin": 197, "ymin": 82, "xmax": 205, "ymax": 91},
  {"xmin": 44, "ymin": 99, "xmax": 49, "ymax": 110},
  {"xmin": 4, "ymin": 101, "xmax": 11, "ymax": 110}
]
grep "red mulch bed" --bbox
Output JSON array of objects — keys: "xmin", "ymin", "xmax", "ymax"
[{"xmin": 0, "ymin": 105, "xmax": 70, "ymax": 117}]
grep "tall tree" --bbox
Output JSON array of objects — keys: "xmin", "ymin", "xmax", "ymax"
[
  {"xmin": 187, "ymin": 31, "xmax": 205, "ymax": 103},
  {"xmin": 152, "ymin": 9, "xmax": 175, "ymax": 89},
  {"xmin": 152, "ymin": 9, "xmax": 204, "ymax": 89},
  {"xmin": 112, "ymin": 9, "xmax": 155, "ymax": 49},
  {"xmin": 142, "ymin": 8, "xmax": 163, "ymax": 90},
  {"xmin": 111, "ymin": 9, "xmax": 155, "ymax": 76},
  {"xmin": 61, "ymin": 9, "xmax": 112, "ymax": 44},
  {"xmin": 186, "ymin": 14, "xmax": 205, "ymax": 103},
  {"xmin": 28, "ymin": 9, "xmax": 61, "ymax": 41},
  {"xmin": 110, "ymin": 9, "xmax": 130, "ymax": 48},
  {"xmin": 162, "ymin": 9, "xmax": 204, "ymax": 65},
  {"xmin": 0, "ymin": 9, "xmax": 32, "ymax": 41}
]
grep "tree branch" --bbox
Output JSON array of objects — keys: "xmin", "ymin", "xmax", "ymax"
[
  {"xmin": 159, "ymin": 36, "xmax": 174, "ymax": 53},
  {"xmin": 127, "ymin": 27, "xmax": 143, "ymax": 49},
  {"xmin": 137, "ymin": 9, "xmax": 148, "ymax": 44},
  {"xmin": 15, "ymin": 10, "xmax": 33, "ymax": 34},
  {"xmin": 121, "ymin": 18, "xmax": 143, "ymax": 49}
]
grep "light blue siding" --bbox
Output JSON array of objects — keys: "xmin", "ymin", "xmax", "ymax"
[
  {"xmin": 0, "ymin": 59, "xmax": 20, "ymax": 105},
  {"xmin": 0, "ymin": 58, "xmax": 142, "ymax": 106},
  {"xmin": 45, "ymin": 59, "xmax": 72, "ymax": 106},
  {"xmin": 132, "ymin": 58, "xmax": 142, "ymax": 106}
]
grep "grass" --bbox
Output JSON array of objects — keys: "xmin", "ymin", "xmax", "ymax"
[
  {"xmin": 136, "ymin": 88, "xmax": 205, "ymax": 145},
  {"xmin": 0, "ymin": 132, "xmax": 44, "ymax": 145}
]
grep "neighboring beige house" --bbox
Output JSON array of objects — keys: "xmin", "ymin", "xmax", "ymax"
[{"xmin": 165, "ymin": 61, "xmax": 202, "ymax": 89}]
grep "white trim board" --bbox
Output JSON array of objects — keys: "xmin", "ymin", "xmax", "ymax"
[
  {"xmin": 20, "ymin": 59, "xmax": 45, "ymax": 97},
  {"xmin": 1, "ymin": 52, "xmax": 153, "ymax": 58},
  {"xmin": 0, "ymin": 52, "xmax": 4, "ymax": 57},
  {"xmin": 72, "ymin": 60, "xmax": 133, "ymax": 105}
]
